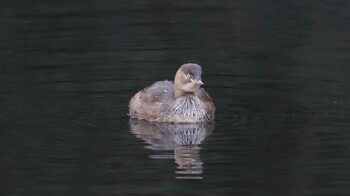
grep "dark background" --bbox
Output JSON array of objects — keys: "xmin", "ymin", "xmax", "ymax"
[{"xmin": 1, "ymin": 0, "xmax": 350, "ymax": 195}]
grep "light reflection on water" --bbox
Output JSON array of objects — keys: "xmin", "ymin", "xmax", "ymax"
[{"xmin": 130, "ymin": 119, "xmax": 214, "ymax": 180}]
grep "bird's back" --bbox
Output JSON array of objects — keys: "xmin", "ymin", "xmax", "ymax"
[{"xmin": 129, "ymin": 80, "xmax": 175, "ymax": 121}]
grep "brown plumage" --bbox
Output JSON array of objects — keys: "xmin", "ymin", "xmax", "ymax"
[{"xmin": 129, "ymin": 63, "xmax": 215, "ymax": 123}]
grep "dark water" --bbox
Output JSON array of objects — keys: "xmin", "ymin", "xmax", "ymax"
[{"xmin": 1, "ymin": 1, "xmax": 350, "ymax": 195}]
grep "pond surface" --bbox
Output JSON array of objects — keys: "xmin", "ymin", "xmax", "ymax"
[{"xmin": 1, "ymin": 1, "xmax": 350, "ymax": 195}]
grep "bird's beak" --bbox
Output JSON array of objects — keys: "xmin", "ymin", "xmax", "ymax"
[{"xmin": 191, "ymin": 79, "xmax": 204, "ymax": 85}]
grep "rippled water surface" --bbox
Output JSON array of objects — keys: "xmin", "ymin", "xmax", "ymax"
[{"xmin": 1, "ymin": 1, "xmax": 350, "ymax": 195}]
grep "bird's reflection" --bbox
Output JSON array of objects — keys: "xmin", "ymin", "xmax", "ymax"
[{"xmin": 129, "ymin": 119, "xmax": 214, "ymax": 179}]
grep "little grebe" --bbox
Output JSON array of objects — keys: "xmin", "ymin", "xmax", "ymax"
[{"xmin": 129, "ymin": 63, "xmax": 215, "ymax": 123}]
